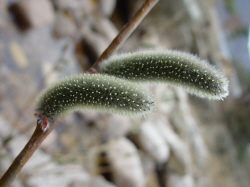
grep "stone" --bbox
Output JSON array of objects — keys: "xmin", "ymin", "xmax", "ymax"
[
  {"xmin": 105, "ymin": 137, "xmax": 145, "ymax": 187},
  {"xmin": 102, "ymin": 114, "xmax": 133, "ymax": 139},
  {"xmin": 9, "ymin": 41, "xmax": 28, "ymax": 68},
  {"xmin": 81, "ymin": 28, "xmax": 111, "ymax": 61},
  {"xmin": 148, "ymin": 85, "xmax": 176, "ymax": 116},
  {"xmin": 70, "ymin": 176, "xmax": 117, "ymax": 187},
  {"xmin": 172, "ymin": 88, "xmax": 208, "ymax": 167},
  {"xmin": 137, "ymin": 119, "xmax": 170, "ymax": 164},
  {"xmin": 10, "ymin": 0, "xmax": 54, "ymax": 29},
  {"xmin": 167, "ymin": 174, "xmax": 194, "ymax": 187},
  {"xmin": 27, "ymin": 165, "xmax": 89, "ymax": 187},
  {"xmin": 53, "ymin": 11, "xmax": 76, "ymax": 38},
  {"xmin": 97, "ymin": 0, "xmax": 116, "ymax": 17},
  {"xmin": 154, "ymin": 117, "xmax": 191, "ymax": 175},
  {"xmin": 92, "ymin": 16, "xmax": 118, "ymax": 41}
]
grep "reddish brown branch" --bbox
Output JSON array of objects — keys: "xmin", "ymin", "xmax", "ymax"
[
  {"xmin": 89, "ymin": 0, "xmax": 159, "ymax": 71},
  {"xmin": 0, "ymin": 0, "xmax": 159, "ymax": 186},
  {"xmin": 0, "ymin": 117, "xmax": 62, "ymax": 187}
]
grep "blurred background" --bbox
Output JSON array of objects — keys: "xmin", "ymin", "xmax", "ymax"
[{"xmin": 0, "ymin": 0, "xmax": 249, "ymax": 186}]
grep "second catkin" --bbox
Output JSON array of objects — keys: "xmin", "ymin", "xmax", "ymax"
[{"xmin": 98, "ymin": 50, "xmax": 229, "ymax": 100}]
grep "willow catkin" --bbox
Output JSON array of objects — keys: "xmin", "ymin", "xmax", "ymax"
[
  {"xmin": 36, "ymin": 74, "xmax": 154, "ymax": 118},
  {"xmin": 98, "ymin": 50, "xmax": 229, "ymax": 100}
]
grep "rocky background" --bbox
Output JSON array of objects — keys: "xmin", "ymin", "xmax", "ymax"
[{"xmin": 0, "ymin": 0, "xmax": 249, "ymax": 187}]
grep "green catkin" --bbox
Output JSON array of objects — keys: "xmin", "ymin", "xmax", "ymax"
[
  {"xmin": 98, "ymin": 50, "xmax": 229, "ymax": 100},
  {"xmin": 36, "ymin": 74, "xmax": 154, "ymax": 118}
]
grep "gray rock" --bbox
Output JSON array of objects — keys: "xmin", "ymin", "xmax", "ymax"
[
  {"xmin": 97, "ymin": 0, "xmax": 116, "ymax": 17},
  {"xmin": 70, "ymin": 176, "xmax": 116, "ymax": 187},
  {"xmin": 154, "ymin": 117, "xmax": 191, "ymax": 175},
  {"xmin": 173, "ymin": 88, "xmax": 208, "ymax": 168},
  {"xmin": 137, "ymin": 119, "xmax": 170, "ymax": 164},
  {"xmin": 167, "ymin": 174, "xmax": 194, "ymax": 187},
  {"xmin": 53, "ymin": 11, "xmax": 77, "ymax": 38},
  {"xmin": 91, "ymin": 16, "xmax": 118, "ymax": 41},
  {"xmin": 105, "ymin": 137, "xmax": 145, "ymax": 187},
  {"xmin": 11, "ymin": 0, "xmax": 55, "ymax": 29}
]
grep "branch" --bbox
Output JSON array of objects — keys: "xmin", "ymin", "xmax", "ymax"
[
  {"xmin": 0, "ymin": 117, "xmax": 62, "ymax": 187},
  {"xmin": 0, "ymin": 0, "xmax": 159, "ymax": 186},
  {"xmin": 89, "ymin": 0, "xmax": 159, "ymax": 71}
]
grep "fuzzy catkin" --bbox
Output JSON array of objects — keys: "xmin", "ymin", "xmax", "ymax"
[
  {"xmin": 36, "ymin": 74, "xmax": 154, "ymax": 118},
  {"xmin": 98, "ymin": 50, "xmax": 229, "ymax": 100}
]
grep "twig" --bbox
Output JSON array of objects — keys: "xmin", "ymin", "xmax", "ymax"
[
  {"xmin": 0, "ymin": 0, "xmax": 159, "ymax": 186},
  {"xmin": 0, "ymin": 117, "xmax": 63, "ymax": 187},
  {"xmin": 89, "ymin": 0, "xmax": 159, "ymax": 71}
]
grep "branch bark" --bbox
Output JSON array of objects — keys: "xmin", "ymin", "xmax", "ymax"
[
  {"xmin": 89, "ymin": 0, "xmax": 159, "ymax": 71},
  {"xmin": 0, "ymin": 0, "xmax": 159, "ymax": 186}
]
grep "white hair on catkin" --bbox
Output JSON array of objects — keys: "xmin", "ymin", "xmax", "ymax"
[
  {"xmin": 98, "ymin": 50, "xmax": 229, "ymax": 100},
  {"xmin": 36, "ymin": 74, "xmax": 154, "ymax": 118}
]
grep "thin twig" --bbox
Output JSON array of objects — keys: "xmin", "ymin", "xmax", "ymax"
[
  {"xmin": 0, "ymin": 0, "xmax": 159, "ymax": 186},
  {"xmin": 89, "ymin": 0, "xmax": 159, "ymax": 71},
  {"xmin": 0, "ymin": 117, "xmax": 63, "ymax": 187}
]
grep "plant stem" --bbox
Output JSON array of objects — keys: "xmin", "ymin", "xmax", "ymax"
[
  {"xmin": 89, "ymin": 0, "xmax": 159, "ymax": 71},
  {"xmin": 0, "ymin": 117, "xmax": 62, "ymax": 187},
  {"xmin": 0, "ymin": 0, "xmax": 159, "ymax": 186}
]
